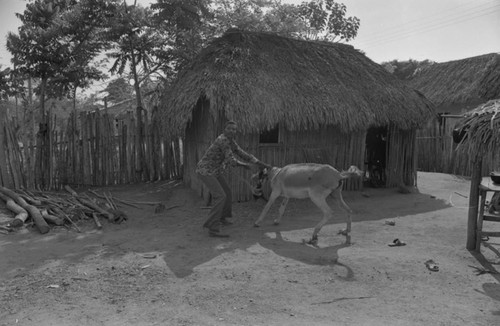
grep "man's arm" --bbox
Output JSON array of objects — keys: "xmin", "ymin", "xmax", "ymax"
[
  {"xmin": 231, "ymin": 141, "xmax": 272, "ymax": 169},
  {"xmin": 231, "ymin": 141, "xmax": 258, "ymax": 164}
]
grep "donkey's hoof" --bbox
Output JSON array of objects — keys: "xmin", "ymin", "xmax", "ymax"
[
  {"xmin": 253, "ymin": 223, "xmax": 260, "ymax": 228},
  {"xmin": 303, "ymin": 237, "xmax": 318, "ymax": 247},
  {"xmin": 338, "ymin": 229, "xmax": 349, "ymax": 236},
  {"xmin": 273, "ymin": 221, "xmax": 280, "ymax": 226}
]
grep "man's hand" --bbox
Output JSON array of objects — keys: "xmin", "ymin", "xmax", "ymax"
[{"xmin": 255, "ymin": 160, "xmax": 272, "ymax": 170}]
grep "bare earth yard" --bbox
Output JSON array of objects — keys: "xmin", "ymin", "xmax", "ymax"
[{"xmin": 1, "ymin": 172, "xmax": 500, "ymax": 326}]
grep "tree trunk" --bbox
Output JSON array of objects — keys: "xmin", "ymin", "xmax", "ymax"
[
  {"xmin": 0, "ymin": 186, "xmax": 49, "ymax": 233},
  {"xmin": 36, "ymin": 77, "xmax": 49, "ymax": 189},
  {"xmin": 129, "ymin": 48, "xmax": 148, "ymax": 181}
]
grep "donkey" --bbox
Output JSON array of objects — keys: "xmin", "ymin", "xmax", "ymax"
[{"xmin": 252, "ymin": 163, "xmax": 363, "ymax": 245}]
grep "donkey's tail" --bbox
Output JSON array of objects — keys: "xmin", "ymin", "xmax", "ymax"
[{"xmin": 340, "ymin": 165, "xmax": 364, "ymax": 179}]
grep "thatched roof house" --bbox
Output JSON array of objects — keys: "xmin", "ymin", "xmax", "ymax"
[
  {"xmin": 455, "ymin": 99, "xmax": 500, "ymax": 163},
  {"xmin": 452, "ymin": 99, "xmax": 500, "ymax": 250},
  {"xmin": 160, "ymin": 30, "xmax": 434, "ymax": 201},
  {"xmin": 410, "ymin": 54, "xmax": 500, "ymax": 176},
  {"xmin": 407, "ymin": 53, "xmax": 500, "ymax": 114}
]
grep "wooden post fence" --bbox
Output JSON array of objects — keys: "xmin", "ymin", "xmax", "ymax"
[{"xmin": 0, "ymin": 108, "xmax": 183, "ymax": 190}]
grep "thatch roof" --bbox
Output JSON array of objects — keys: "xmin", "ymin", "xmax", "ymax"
[
  {"xmin": 455, "ymin": 99, "xmax": 500, "ymax": 160},
  {"xmin": 160, "ymin": 30, "xmax": 434, "ymax": 134},
  {"xmin": 407, "ymin": 53, "xmax": 500, "ymax": 109}
]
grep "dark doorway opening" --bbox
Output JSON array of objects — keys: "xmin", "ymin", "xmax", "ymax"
[
  {"xmin": 259, "ymin": 124, "xmax": 279, "ymax": 144},
  {"xmin": 365, "ymin": 126, "xmax": 387, "ymax": 187}
]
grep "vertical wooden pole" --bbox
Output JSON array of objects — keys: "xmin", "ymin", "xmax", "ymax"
[
  {"xmin": 91, "ymin": 112, "xmax": 97, "ymax": 185},
  {"xmin": 68, "ymin": 113, "xmax": 75, "ymax": 185},
  {"xmin": 27, "ymin": 140, "xmax": 34, "ymax": 189},
  {"xmin": 143, "ymin": 112, "xmax": 152, "ymax": 181},
  {"xmin": 84, "ymin": 112, "xmax": 90, "ymax": 185},
  {"xmin": 413, "ymin": 129, "xmax": 418, "ymax": 188},
  {"xmin": 127, "ymin": 112, "xmax": 134, "ymax": 182},
  {"xmin": 48, "ymin": 107, "xmax": 53, "ymax": 189},
  {"xmin": 475, "ymin": 189, "xmax": 487, "ymax": 251},
  {"xmin": 122, "ymin": 122, "xmax": 129, "ymax": 183},
  {"xmin": 6, "ymin": 119, "xmax": 23, "ymax": 188},
  {"xmin": 95, "ymin": 111, "xmax": 102, "ymax": 186},
  {"xmin": 467, "ymin": 156, "xmax": 482, "ymax": 250},
  {"xmin": 105, "ymin": 115, "xmax": 114, "ymax": 185},
  {"xmin": 0, "ymin": 109, "xmax": 12, "ymax": 187}
]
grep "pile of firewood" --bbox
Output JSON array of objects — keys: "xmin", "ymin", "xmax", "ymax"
[{"xmin": 0, "ymin": 185, "xmax": 129, "ymax": 234}]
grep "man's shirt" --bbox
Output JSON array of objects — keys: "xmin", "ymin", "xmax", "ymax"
[{"xmin": 196, "ymin": 134, "xmax": 257, "ymax": 176}]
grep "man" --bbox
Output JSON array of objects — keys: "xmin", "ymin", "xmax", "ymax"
[{"xmin": 196, "ymin": 120, "xmax": 268, "ymax": 237}]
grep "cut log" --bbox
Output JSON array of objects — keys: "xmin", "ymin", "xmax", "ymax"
[
  {"xmin": 50, "ymin": 206, "xmax": 81, "ymax": 233},
  {"xmin": 92, "ymin": 213, "xmax": 102, "ymax": 229},
  {"xmin": 103, "ymin": 192, "xmax": 117, "ymax": 210},
  {"xmin": 41, "ymin": 209, "xmax": 64, "ymax": 226},
  {"xmin": 0, "ymin": 186, "xmax": 49, "ymax": 234},
  {"xmin": 88, "ymin": 190, "xmax": 140, "ymax": 208},
  {"xmin": 64, "ymin": 185, "xmax": 115, "ymax": 222},
  {"xmin": 0, "ymin": 192, "xmax": 29, "ymax": 227},
  {"xmin": 18, "ymin": 192, "xmax": 43, "ymax": 206}
]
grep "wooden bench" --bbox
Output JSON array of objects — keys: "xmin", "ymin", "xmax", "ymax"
[{"xmin": 476, "ymin": 177, "xmax": 500, "ymax": 251}]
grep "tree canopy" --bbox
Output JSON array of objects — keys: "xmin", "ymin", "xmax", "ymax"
[
  {"xmin": 1, "ymin": 0, "xmax": 361, "ymax": 184},
  {"xmin": 4, "ymin": 0, "xmax": 361, "ymax": 106},
  {"xmin": 6, "ymin": 0, "xmax": 119, "ymax": 112},
  {"xmin": 381, "ymin": 59, "xmax": 436, "ymax": 80}
]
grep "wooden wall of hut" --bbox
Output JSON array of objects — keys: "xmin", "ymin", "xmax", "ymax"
[
  {"xmin": 416, "ymin": 115, "xmax": 499, "ymax": 177},
  {"xmin": 386, "ymin": 124, "xmax": 418, "ymax": 187},
  {"xmin": 186, "ymin": 115, "xmax": 367, "ymax": 203},
  {"xmin": 187, "ymin": 107, "xmax": 500, "ymax": 203},
  {"xmin": 416, "ymin": 115, "xmax": 462, "ymax": 174},
  {"xmin": 184, "ymin": 99, "xmax": 219, "ymax": 203},
  {"xmin": 231, "ymin": 126, "xmax": 366, "ymax": 202}
]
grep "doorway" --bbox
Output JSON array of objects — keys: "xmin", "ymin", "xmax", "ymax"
[{"xmin": 365, "ymin": 126, "xmax": 387, "ymax": 187}]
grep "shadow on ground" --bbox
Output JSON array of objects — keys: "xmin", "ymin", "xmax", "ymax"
[
  {"xmin": 0, "ymin": 182, "xmax": 453, "ymax": 281},
  {"xmin": 158, "ymin": 183, "xmax": 454, "ymax": 277},
  {"xmin": 470, "ymin": 240, "xmax": 500, "ymax": 315}
]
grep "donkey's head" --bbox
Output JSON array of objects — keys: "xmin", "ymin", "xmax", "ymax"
[{"xmin": 251, "ymin": 168, "xmax": 270, "ymax": 201}]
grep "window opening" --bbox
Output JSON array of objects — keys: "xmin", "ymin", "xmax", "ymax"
[{"xmin": 259, "ymin": 124, "xmax": 279, "ymax": 144}]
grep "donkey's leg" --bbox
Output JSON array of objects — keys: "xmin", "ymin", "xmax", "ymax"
[
  {"xmin": 274, "ymin": 197, "xmax": 289, "ymax": 225},
  {"xmin": 308, "ymin": 191, "xmax": 334, "ymax": 244},
  {"xmin": 254, "ymin": 190, "xmax": 280, "ymax": 227},
  {"xmin": 332, "ymin": 188, "xmax": 353, "ymax": 244}
]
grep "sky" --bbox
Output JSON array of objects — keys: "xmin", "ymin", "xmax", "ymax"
[
  {"xmin": 0, "ymin": 0, "xmax": 499, "ymax": 68},
  {"xmin": 343, "ymin": 0, "xmax": 500, "ymax": 63}
]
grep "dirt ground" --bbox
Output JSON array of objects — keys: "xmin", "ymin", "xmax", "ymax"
[{"xmin": 1, "ymin": 171, "xmax": 500, "ymax": 326}]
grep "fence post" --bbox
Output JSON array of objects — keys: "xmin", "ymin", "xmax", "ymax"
[
  {"xmin": 0, "ymin": 109, "xmax": 12, "ymax": 187},
  {"xmin": 466, "ymin": 156, "xmax": 482, "ymax": 250}
]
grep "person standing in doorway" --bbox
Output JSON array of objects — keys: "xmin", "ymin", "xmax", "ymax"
[{"xmin": 196, "ymin": 120, "xmax": 268, "ymax": 238}]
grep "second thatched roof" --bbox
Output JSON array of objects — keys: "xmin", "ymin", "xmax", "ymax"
[
  {"xmin": 407, "ymin": 53, "xmax": 500, "ymax": 110},
  {"xmin": 160, "ymin": 30, "xmax": 434, "ymax": 134}
]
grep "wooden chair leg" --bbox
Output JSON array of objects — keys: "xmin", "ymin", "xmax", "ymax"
[
  {"xmin": 475, "ymin": 230, "xmax": 482, "ymax": 252},
  {"xmin": 475, "ymin": 191, "xmax": 486, "ymax": 252}
]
